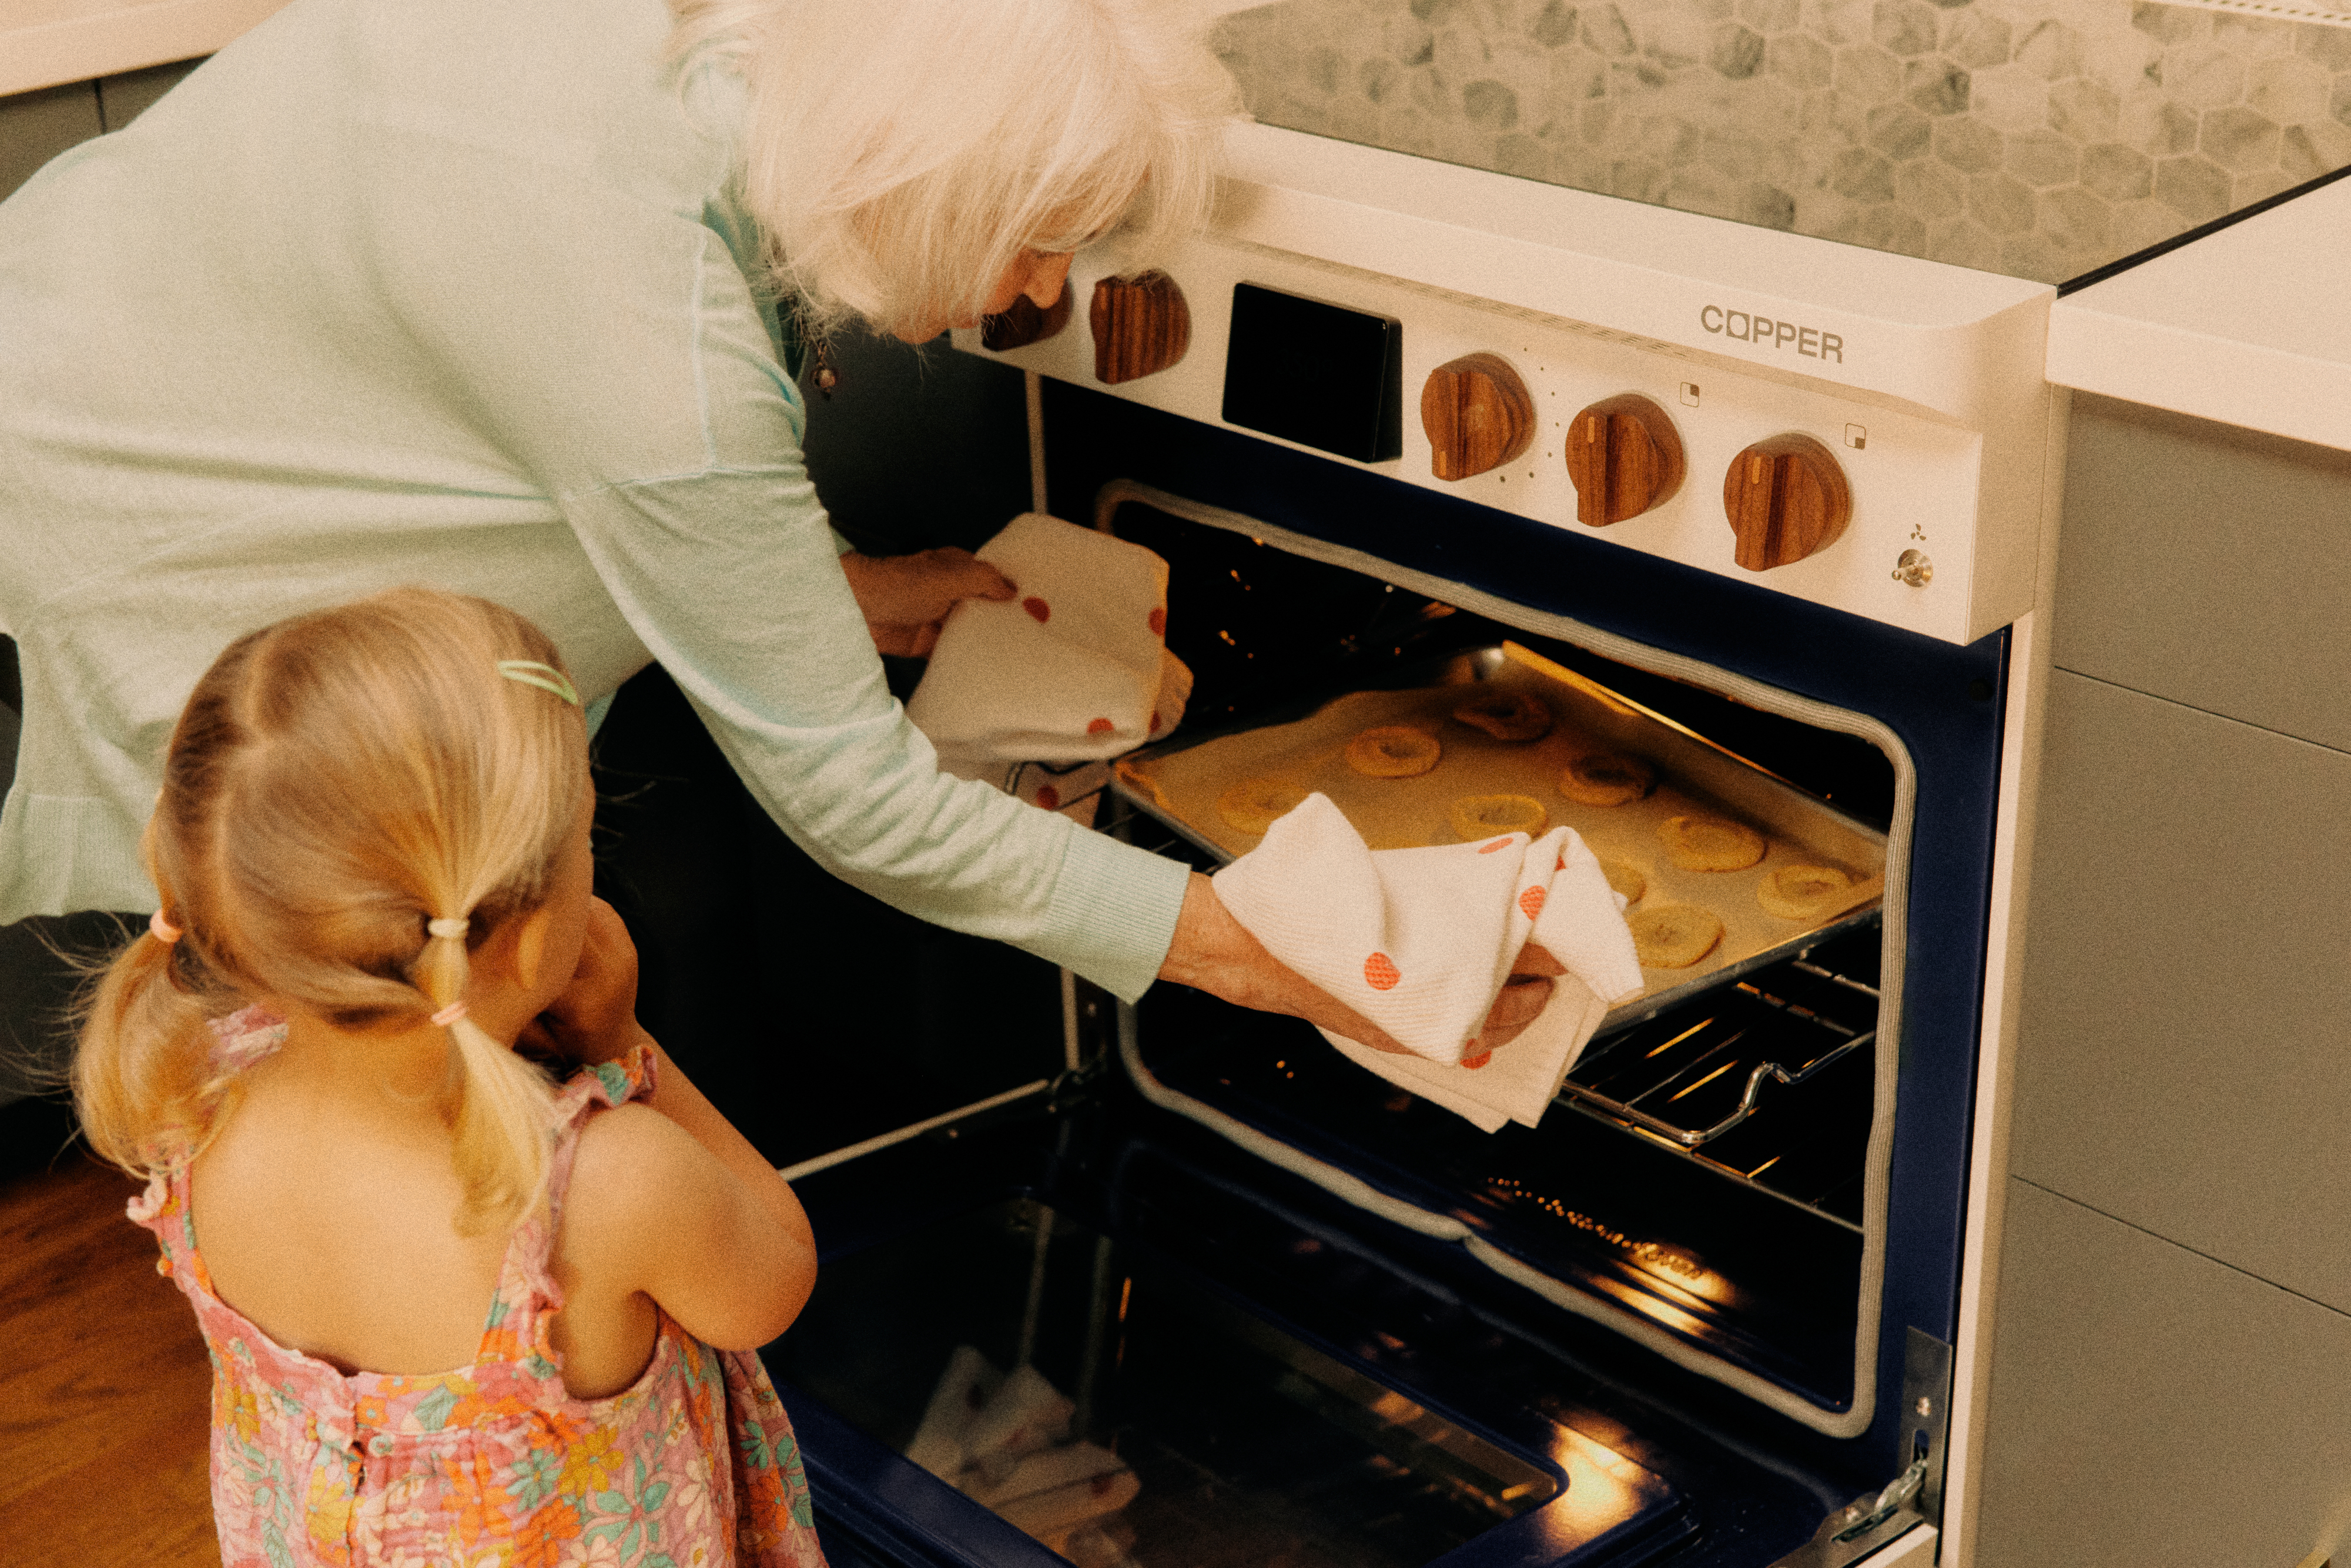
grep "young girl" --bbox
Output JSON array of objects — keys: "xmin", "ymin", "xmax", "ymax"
[{"xmin": 73, "ymin": 587, "xmax": 828, "ymax": 1567}]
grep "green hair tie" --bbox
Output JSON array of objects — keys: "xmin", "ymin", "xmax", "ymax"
[{"xmin": 496, "ymin": 660, "xmax": 581, "ymax": 707}]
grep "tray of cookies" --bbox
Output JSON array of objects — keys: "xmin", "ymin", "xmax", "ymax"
[{"xmin": 1111, "ymin": 641, "xmax": 1886, "ymax": 1029}]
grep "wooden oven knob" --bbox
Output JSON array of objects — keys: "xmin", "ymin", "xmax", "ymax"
[
  {"xmin": 1090, "ymin": 271, "xmax": 1190, "ymax": 384},
  {"xmin": 1420, "ymin": 353, "xmax": 1535, "ymax": 480},
  {"xmin": 1563, "ymin": 394, "xmax": 1686, "ymax": 525},
  {"xmin": 1722, "ymin": 433, "xmax": 1852, "ymax": 571},
  {"xmin": 983, "ymin": 280, "xmax": 1073, "ymax": 351}
]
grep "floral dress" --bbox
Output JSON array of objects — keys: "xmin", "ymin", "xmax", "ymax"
[{"xmin": 130, "ymin": 1008, "xmax": 829, "ymax": 1568}]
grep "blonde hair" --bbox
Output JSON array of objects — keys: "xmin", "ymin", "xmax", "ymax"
[
  {"xmin": 669, "ymin": 0, "xmax": 1240, "ymax": 337},
  {"xmin": 73, "ymin": 588, "xmax": 590, "ymax": 1235}
]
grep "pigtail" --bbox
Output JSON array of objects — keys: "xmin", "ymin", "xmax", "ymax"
[
  {"xmin": 82, "ymin": 589, "xmax": 589, "ymax": 1241},
  {"xmin": 73, "ymin": 919, "xmax": 237, "ymax": 1176},
  {"xmin": 419, "ymin": 918, "xmax": 556, "ymax": 1236}
]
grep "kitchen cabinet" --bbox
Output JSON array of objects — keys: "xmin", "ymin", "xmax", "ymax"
[
  {"xmin": 0, "ymin": 81, "xmax": 102, "ymax": 203},
  {"xmin": 1977, "ymin": 396, "xmax": 2351, "ymax": 1562},
  {"xmin": 0, "ymin": 56, "xmax": 197, "ymax": 203},
  {"xmin": 1975, "ymin": 1180, "xmax": 2351, "ymax": 1568},
  {"xmin": 2008, "ymin": 669, "xmax": 2351, "ymax": 1311},
  {"xmin": 2052, "ymin": 394, "xmax": 2351, "ymax": 754}
]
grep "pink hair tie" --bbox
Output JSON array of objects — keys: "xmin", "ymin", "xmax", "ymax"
[
  {"xmin": 430, "ymin": 1001, "xmax": 470, "ymax": 1028},
  {"xmin": 149, "ymin": 910, "xmax": 182, "ymax": 944}
]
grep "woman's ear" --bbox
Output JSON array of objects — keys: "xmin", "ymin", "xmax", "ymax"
[{"xmin": 511, "ymin": 904, "xmax": 557, "ymax": 993}]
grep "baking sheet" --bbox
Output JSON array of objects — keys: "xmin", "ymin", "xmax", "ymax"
[{"xmin": 1113, "ymin": 642, "xmax": 1886, "ymax": 1028}]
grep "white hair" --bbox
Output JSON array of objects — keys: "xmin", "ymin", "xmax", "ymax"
[{"xmin": 670, "ymin": 0, "xmax": 1240, "ymax": 338}]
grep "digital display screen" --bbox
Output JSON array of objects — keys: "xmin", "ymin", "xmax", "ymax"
[{"xmin": 1221, "ymin": 283, "xmax": 1402, "ymax": 464}]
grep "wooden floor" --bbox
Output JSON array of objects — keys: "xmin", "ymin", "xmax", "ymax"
[{"xmin": 0, "ymin": 1150, "xmax": 220, "ymax": 1567}]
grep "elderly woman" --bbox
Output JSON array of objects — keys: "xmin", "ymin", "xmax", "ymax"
[{"xmin": 0, "ymin": 0, "xmax": 1554, "ymax": 1055}]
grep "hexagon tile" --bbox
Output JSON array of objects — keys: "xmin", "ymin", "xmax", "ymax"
[{"xmin": 1213, "ymin": 0, "xmax": 2351, "ymax": 283}]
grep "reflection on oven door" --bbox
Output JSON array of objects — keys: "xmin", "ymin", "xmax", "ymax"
[{"xmin": 769, "ymin": 1197, "xmax": 1684, "ymax": 1567}]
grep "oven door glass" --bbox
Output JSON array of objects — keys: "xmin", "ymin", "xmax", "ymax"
[{"xmin": 769, "ymin": 1194, "xmax": 1688, "ymax": 1567}]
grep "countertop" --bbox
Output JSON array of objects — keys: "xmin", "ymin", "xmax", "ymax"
[
  {"xmin": 11, "ymin": 0, "xmax": 2348, "ymax": 454},
  {"xmin": 2048, "ymin": 172, "xmax": 2351, "ymax": 455},
  {"xmin": 0, "ymin": 0, "xmax": 287, "ymax": 98}
]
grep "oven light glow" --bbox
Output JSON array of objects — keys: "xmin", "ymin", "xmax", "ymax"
[
  {"xmin": 1589, "ymin": 1274, "xmax": 1709, "ymax": 1337},
  {"xmin": 1668, "ymin": 1060, "xmax": 1737, "ymax": 1102},
  {"xmin": 1500, "ymin": 642, "xmax": 1801, "ymax": 790},
  {"xmin": 1540, "ymin": 1432, "xmax": 1659, "ymax": 1542},
  {"xmin": 1646, "ymin": 1018, "xmax": 1713, "ymax": 1058}
]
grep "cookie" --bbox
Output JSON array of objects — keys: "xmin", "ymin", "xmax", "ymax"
[
  {"xmin": 1560, "ymin": 753, "xmax": 1655, "ymax": 807},
  {"xmin": 1215, "ymin": 779, "xmax": 1308, "ymax": 835},
  {"xmin": 1758, "ymin": 863, "xmax": 1856, "ymax": 920},
  {"xmin": 1345, "ymin": 725, "xmax": 1442, "ymax": 779},
  {"xmin": 1599, "ymin": 858, "xmax": 1647, "ymax": 903},
  {"xmin": 1451, "ymin": 691, "xmax": 1552, "ymax": 742},
  {"xmin": 1448, "ymin": 793, "xmax": 1548, "ymax": 841},
  {"xmin": 1629, "ymin": 904, "xmax": 1724, "ymax": 969},
  {"xmin": 1657, "ymin": 813, "xmax": 1766, "ymax": 871}
]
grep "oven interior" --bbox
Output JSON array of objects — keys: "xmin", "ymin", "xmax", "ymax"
[
  {"xmin": 1099, "ymin": 497, "xmax": 1900, "ymax": 1419},
  {"xmin": 766, "ymin": 491, "xmax": 1925, "ymax": 1566}
]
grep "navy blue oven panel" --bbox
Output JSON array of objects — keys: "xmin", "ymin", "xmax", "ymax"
[{"xmin": 1040, "ymin": 378, "xmax": 2008, "ymax": 1477}]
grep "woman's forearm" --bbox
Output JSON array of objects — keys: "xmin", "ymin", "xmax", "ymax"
[
  {"xmin": 1156, "ymin": 872, "xmax": 1411, "ymax": 1054},
  {"xmin": 1156, "ymin": 872, "xmax": 1559, "ymax": 1057}
]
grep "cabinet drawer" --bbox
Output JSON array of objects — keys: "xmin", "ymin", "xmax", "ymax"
[
  {"xmin": 1977, "ymin": 1180, "xmax": 2351, "ymax": 1568},
  {"xmin": 2012, "ymin": 671, "xmax": 2351, "ymax": 1311}
]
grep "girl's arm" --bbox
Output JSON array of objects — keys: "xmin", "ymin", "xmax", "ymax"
[
  {"xmin": 572, "ymin": 1052, "xmax": 816, "ymax": 1352},
  {"xmin": 535, "ymin": 900, "xmax": 816, "ymax": 1351}
]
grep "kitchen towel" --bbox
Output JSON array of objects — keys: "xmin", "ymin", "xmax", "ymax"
[
  {"xmin": 906, "ymin": 512, "xmax": 1192, "ymax": 815},
  {"xmin": 1213, "ymin": 792, "xmax": 1646, "ymax": 1132}
]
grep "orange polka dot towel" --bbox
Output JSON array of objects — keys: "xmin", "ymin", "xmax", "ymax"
[
  {"xmin": 1211, "ymin": 792, "xmax": 1643, "ymax": 1132},
  {"xmin": 905, "ymin": 513, "xmax": 1192, "ymax": 791}
]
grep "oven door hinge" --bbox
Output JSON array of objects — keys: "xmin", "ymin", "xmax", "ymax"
[
  {"xmin": 1771, "ymin": 1459, "xmax": 1928, "ymax": 1567},
  {"xmin": 1770, "ymin": 1327, "xmax": 1954, "ymax": 1567}
]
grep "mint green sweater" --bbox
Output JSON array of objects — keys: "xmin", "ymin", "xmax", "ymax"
[{"xmin": 0, "ymin": 0, "xmax": 1187, "ymax": 1000}]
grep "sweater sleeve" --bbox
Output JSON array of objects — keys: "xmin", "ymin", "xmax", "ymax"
[{"xmin": 374, "ymin": 141, "xmax": 1187, "ymax": 1000}]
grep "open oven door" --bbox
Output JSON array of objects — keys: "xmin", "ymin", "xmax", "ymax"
[{"xmin": 760, "ymin": 1004, "xmax": 1932, "ymax": 1568}]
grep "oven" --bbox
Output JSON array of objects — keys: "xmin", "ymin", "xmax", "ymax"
[{"xmin": 731, "ymin": 121, "xmax": 2060, "ymax": 1568}]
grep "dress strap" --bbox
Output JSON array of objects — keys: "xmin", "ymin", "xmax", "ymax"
[
  {"xmin": 125, "ymin": 1005, "xmax": 289, "ymax": 1296},
  {"xmin": 206, "ymin": 1004, "xmax": 289, "ymax": 1074},
  {"xmin": 547, "ymin": 1046, "xmax": 660, "ymax": 1228},
  {"xmin": 473, "ymin": 1043, "xmax": 659, "ymax": 1371}
]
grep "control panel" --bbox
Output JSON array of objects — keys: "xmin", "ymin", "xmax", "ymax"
[{"xmin": 957, "ymin": 236, "xmax": 2032, "ymax": 646}]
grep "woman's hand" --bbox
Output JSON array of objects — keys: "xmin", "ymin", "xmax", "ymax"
[
  {"xmin": 1156, "ymin": 874, "xmax": 1559, "ymax": 1057},
  {"xmin": 517, "ymin": 896, "xmax": 654, "ymax": 1068},
  {"xmin": 839, "ymin": 547, "xmax": 1017, "ymax": 657}
]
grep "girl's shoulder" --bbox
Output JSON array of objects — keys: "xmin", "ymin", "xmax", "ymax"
[{"xmin": 550, "ymin": 1044, "xmax": 669, "ymax": 1242}]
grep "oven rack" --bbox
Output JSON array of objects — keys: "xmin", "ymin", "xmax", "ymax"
[
  {"xmin": 1555, "ymin": 959, "xmax": 1879, "ymax": 1150},
  {"xmin": 1117, "ymin": 802, "xmax": 1879, "ymax": 1223}
]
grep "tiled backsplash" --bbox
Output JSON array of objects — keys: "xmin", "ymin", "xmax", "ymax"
[{"xmin": 1213, "ymin": 0, "xmax": 2351, "ymax": 282}]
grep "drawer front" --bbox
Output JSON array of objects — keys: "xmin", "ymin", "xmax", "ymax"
[
  {"xmin": 2057, "ymin": 394, "xmax": 2351, "ymax": 753},
  {"xmin": 2012, "ymin": 671, "xmax": 2351, "ymax": 1311},
  {"xmin": 1977, "ymin": 1180, "xmax": 2351, "ymax": 1568}
]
